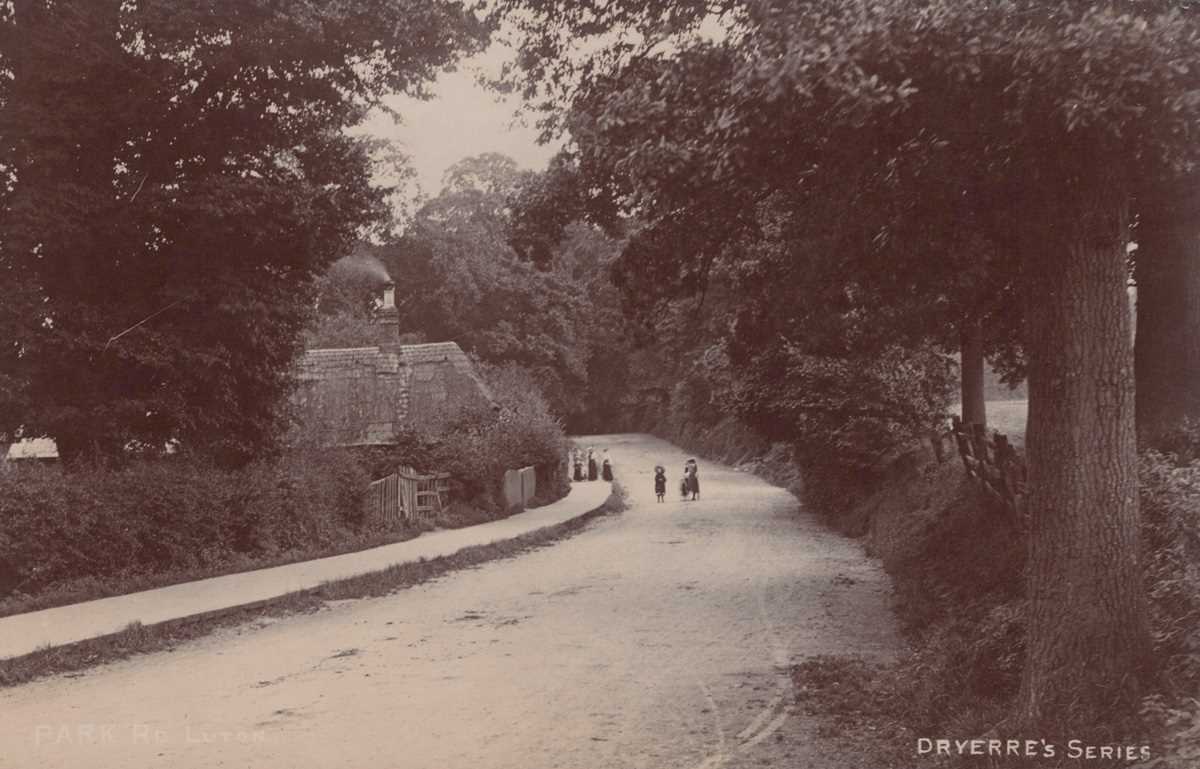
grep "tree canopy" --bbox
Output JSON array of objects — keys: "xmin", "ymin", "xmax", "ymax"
[
  {"xmin": 498, "ymin": 0, "xmax": 1200, "ymax": 734},
  {"xmin": 374, "ymin": 153, "xmax": 625, "ymax": 424},
  {"xmin": 0, "ymin": 0, "xmax": 487, "ymax": 464}
]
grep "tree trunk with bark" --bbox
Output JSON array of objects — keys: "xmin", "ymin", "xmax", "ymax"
[
  {"xmin": 1017, "ymin": 186, "xmax": 1149, "ymax": 733},
  {"xmin": 960, "ymin": 316, "xmax": 987, "ymax": 430},
  {"xmin": 1135, "ymin": 187, "xmax": 1200, "ymax": 446}
]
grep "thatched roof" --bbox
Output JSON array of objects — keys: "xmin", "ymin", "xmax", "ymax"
[{"xmin": 294, "ymin": 342, "xmax": 494, "ymax": 446}]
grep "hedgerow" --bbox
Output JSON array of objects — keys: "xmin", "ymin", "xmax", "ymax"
[
  {"xmin": 854, "ymin": 442, "xmax": 1200, "ymax": 765},
  {"xmin": 0, "ymin": 449, "xmax": 373, "ymax": 611}
]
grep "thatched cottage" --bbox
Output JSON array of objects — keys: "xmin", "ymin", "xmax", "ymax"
[
  {"xmin": 295, "ymin": 282, "xmax": 494, "ymax": 446},
  {"xmin": 294, "ymin": 340, "xmax": 494, "ymax": 446}
]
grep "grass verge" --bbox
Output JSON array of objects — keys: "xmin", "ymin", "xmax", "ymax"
[
  {"xmin": 0, "ymin": 527, "xmax": 426, "ymax": 620},
  {"xmin": 0, "ymin": 482, "xmax": 627, "ymax": 690},
  {"xmin": 792, "ymin": 656, "xmax": 914, "ymax": 769}
]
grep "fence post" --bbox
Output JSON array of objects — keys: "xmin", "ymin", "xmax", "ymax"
[
  {"xmin": 970, "ymin": 422, "xmax": 989, "ymax": 464},
  {"xmin": 503, "ymin": 468, "xmax": 523, "ymax": 512},
  {"xmin": 520, "ymin": 465, "xmax": 536, "ymax": 507}
]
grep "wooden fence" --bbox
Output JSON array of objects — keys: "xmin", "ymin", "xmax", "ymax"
[
  {"xmin": 367, "ymin": 473, "xmax": 403, "ymax": 528},
  {"xmin": 366, "ymin": 466, "xmax": 452, "ymax": 527},
  {"xmin": 934, "ymin": 415, "xmax": 1028, "ymax": 518}
]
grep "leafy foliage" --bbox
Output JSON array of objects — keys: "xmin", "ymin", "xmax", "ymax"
[
  {"xmin": 728, "ymin": 344, "xmax": 955, "ymax": 469},
  {"xmin": 0, "ymin": 1, "xmax": 486, "ymax": 465},
  {"xmin": 376, "ymin": 154, "xmax": 626, "ymax": 424},
  {"xmin": 1140, "ymin": 448, "xmax": 1200, "ymax": 691},
  {"xmin": 303, "ymin": 249, "xmax": 399, "ymax": 349},
  {"xmin": 507, "ymin": 154, "xmax": 621, "ymax": 267},
  {"xmin": 498, "ymin": 0, "xmax": 1200, "ymax": 734},
  {"xmin": 501, "ymin": 0, "xmax": 1200, "ymax": 380},
  {"xmin": 0, "ymin": 450, "xmax": 372, "ymax": 604},
  {"xmin": 398, "ymin": 362, "xmax": 571, "ymax": 510}
]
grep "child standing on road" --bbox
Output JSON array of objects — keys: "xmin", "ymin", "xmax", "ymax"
[{"xmin": 654, "ymin": 466, "xmax": 666, "ymax": 502}]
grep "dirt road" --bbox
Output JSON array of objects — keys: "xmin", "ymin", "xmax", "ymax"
[{"xmin": 0, "ymin": 434, "xmax": 899, "ymax": 769}]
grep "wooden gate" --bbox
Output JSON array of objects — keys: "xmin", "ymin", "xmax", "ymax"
[
  {"xmin": 398, "ymin": 466, "xmax": 451, "ymax": 524},
  {"xmin": 367, "ymin": 467, "xmax": 451, "ymax": 527}
]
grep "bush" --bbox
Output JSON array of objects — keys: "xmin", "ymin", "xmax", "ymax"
[
  {"xmin": 233, "ymin": 449, "xmax": 374, "ymax": 555},
  {"xmin": 1139, "ymin": 449, "xmax": 1200, "ymax": 767},
  {"xmin": 0, "ymin": 448, "xmax": 372, "ymax": 608},
  {"xmin": 1151, "ymin": 417, "xmax": 1200, "ymax": 465},
  {"xmin": 655, "ymin": 340, "xmax": 955, "ymax": 523},
  {"xmin": 417, "ymin": 363, "xmax": 570, "ymax": 512},
  {"xmin": 1141, "ymin": 451, "xmax": 1200, "ymax": 684},
  {"xmin": 878, "ymin": 466, "xmax": 1026, "ymax": 735},
  {"xmin": 727, "ymin": 342, "xmax": 955, "ymax": 472},
  {"xmin": 434, "ymin": 500, "xmax": 495, "ymax": 529},
  {"xmin": 837, "ymin": 445, "xmax": 1200, "ymax": 762}
]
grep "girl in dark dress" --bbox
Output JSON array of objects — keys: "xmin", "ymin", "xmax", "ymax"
[
  {"xmin": 601, "ymin": 450, "xmax": 613, "ymax": 481},
  {"xmin": 587, "ymin": 448, "xmax": 598, "ymax": 481},
  {"xmin": 573, "ymin": 451, "xmax": 584, "ymax": 482},
  {"xmin": 654, "ymin": 466, "xmax": 666, "ymax": 502},
  {"xmin": 685, "ymin": 458, "xmax": 700, "ymax": 500}
]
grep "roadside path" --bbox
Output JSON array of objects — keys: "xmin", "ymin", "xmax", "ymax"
[
  {"xmin": 0, "ymin": 481, "xmax": 612, "ymax": 660},
  {"xmin": 0, "ymin": 433, "xmax": 898, "ymax": 769}
]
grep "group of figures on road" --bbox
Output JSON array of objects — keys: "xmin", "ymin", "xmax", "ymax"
[
  {"xmin": 655, "ymin": 458, "xmax": 700, "ymax": 502},
  {"xmin": 572, "ymin": 446, "xmax": 700, "ymax": 502},
  {"xmin": 572, "ymin": 446, "xmax": 613, "ymax": 482}
]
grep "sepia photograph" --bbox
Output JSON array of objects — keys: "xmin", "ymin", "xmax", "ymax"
[{"xmin": 1, "ymin": 1, "xmax": 1198, "ymax": 767}]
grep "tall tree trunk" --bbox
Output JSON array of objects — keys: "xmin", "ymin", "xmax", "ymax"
[
  {"xmin": 960, "ymin": 316, "xmax": 987, "ymax": 429},
  {"xmin": 1135, "ymin": 187, "xmax": 1200, "ymax": 446},
  {"xmin": 1017, "ymin": 186, "xmax": 1148, "ymax": 732}
]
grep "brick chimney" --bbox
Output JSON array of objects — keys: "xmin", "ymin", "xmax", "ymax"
[{"xmin": 376, "ymin": 280, "xmax": 399, "ymax": 335}]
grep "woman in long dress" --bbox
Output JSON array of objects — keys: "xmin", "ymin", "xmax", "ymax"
[
  {"xmin": 685, "ymin": 458, "xmax": 700, "ymax": 500},
  {"xmin": 572, "ymin": 449, "xmax": 584, "ymax": 482},
  {"xmin": 601, "ymin": 450, "xmax": 613, "ymax": 481},
  {"xmin": 587, "ymin": 448, "xmax": 598, "ymax": 481}
]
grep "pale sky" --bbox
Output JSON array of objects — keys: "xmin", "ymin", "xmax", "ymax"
[{"xmin": 357, "ymin": 43, "xmax": 563, "ymax": 201}]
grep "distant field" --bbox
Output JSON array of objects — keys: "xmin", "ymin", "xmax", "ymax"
[
  {"xmin": 986, "ymin": 400, "xmax": 1028, "ymax": 443},
  {"xmin": 953, "ymin": 399, "xmax": 1028, "ymax": 446}
]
